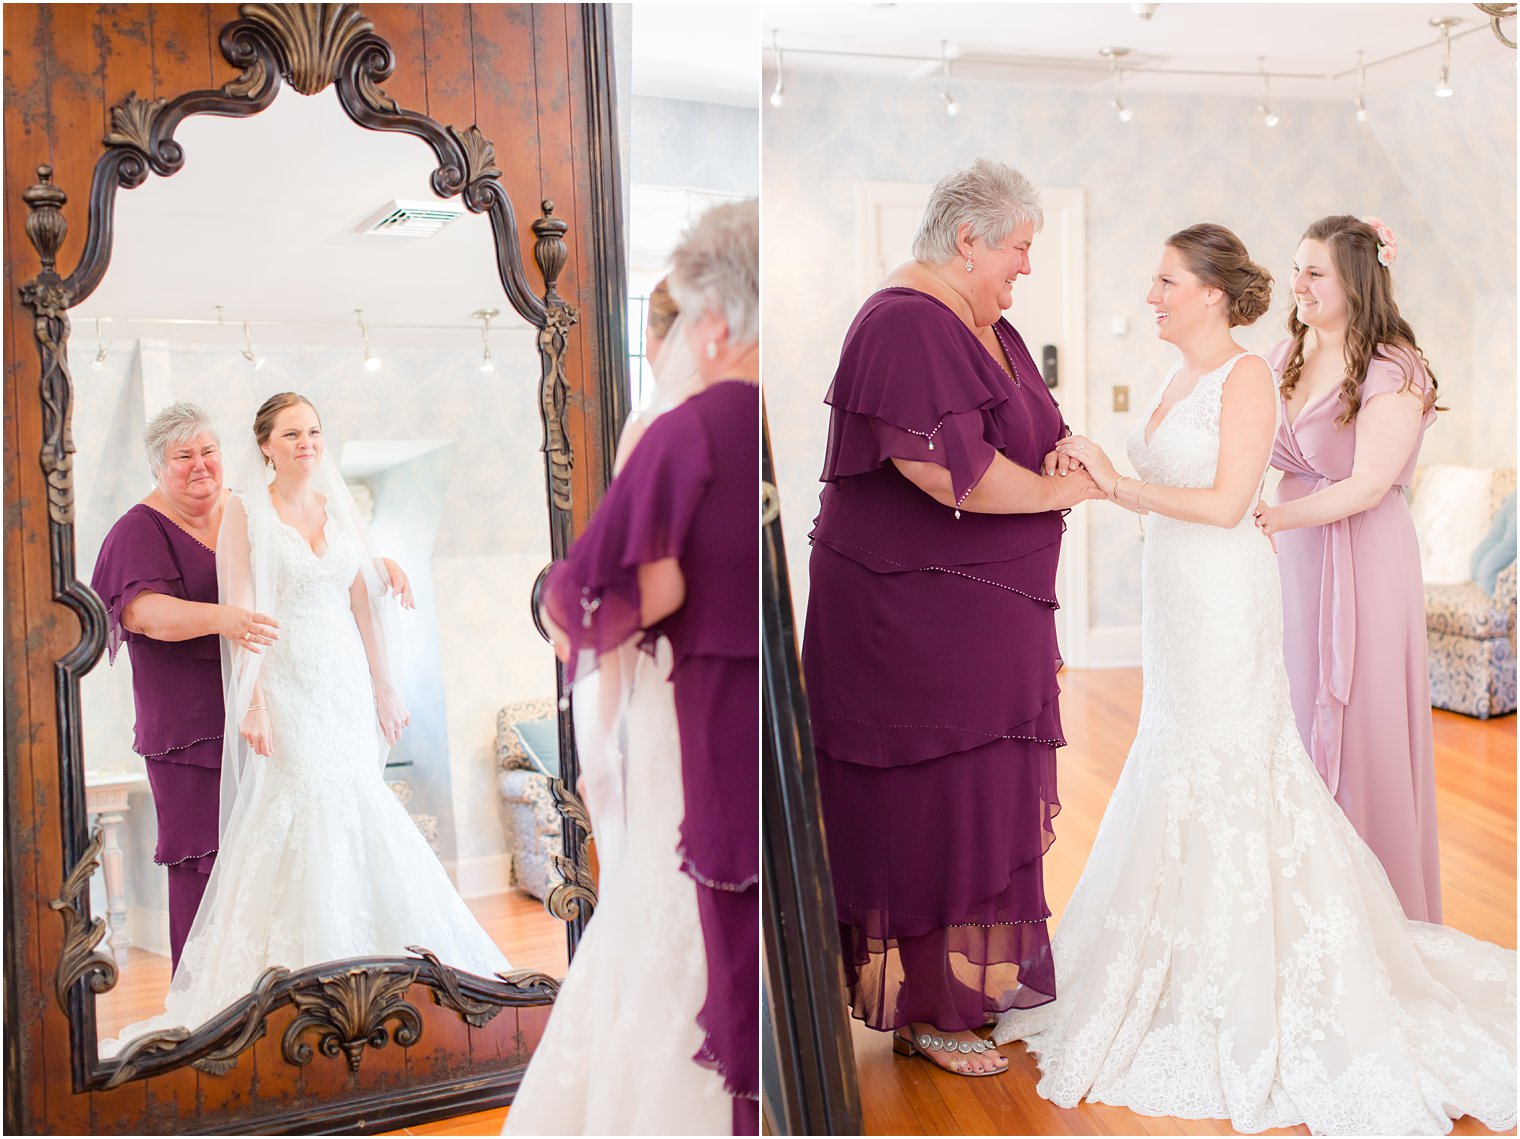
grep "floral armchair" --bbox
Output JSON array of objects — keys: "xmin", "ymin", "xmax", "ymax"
[
  {"xmin": 1415, "ymin": 467, "xmax": 1517, "ymax": 718},
  {"xmin": 494, "ymin": 698, "xmax": 562, "ymax": 899}
]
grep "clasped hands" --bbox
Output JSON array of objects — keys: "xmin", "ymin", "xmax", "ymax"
[{"xmin": 1046, "ymin": 436, "xmax": 1124, "ymax": 505}]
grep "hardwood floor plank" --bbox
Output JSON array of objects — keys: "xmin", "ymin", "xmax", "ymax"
[{"xmin": 843, "ymin": 668, "xmax": 1516, "ymax": 1136}]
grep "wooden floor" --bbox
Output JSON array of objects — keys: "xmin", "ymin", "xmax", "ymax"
[
  {"xmin": 849, "ymin": 668, "xmax": 1517, "ymax": 1137},
  {"xmin": 94, "ymin": 887, "xmax": 569, "ymax": 1041}
]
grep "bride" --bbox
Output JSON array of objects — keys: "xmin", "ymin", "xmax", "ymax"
[
  {"xmin": 102, "ymin": 392, "xmax": 509, "ymax": 1057},
  {"xmin": 994, "ymin": 224, "xmax": 1516, "ymax": 1134}
]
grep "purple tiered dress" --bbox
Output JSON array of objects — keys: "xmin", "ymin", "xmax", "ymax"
[
  {"xmin": 541, "ymin": 380, "xmax": 759, "ymax": 1135},
  {"xmin": 803, "ymin": 288, "xmax": 1069, "ymax": 1033},
  {"xmin": 91, "ymin": 504, "xmax": 224, "ymax": 971},
  {"xmin": 1268, "ymin": 340, "xmax": 1442, "ymax": 923}
]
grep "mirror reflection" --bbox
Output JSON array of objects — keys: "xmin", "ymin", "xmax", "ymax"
[{"xmin": 70, "ymin": 88, "xmax": 570, "ymax": 1052}]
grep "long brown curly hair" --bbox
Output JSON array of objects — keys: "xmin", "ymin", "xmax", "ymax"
[{"xmin": 1279, "ymin": 215, "xmax": 1440, "ymax": 427}]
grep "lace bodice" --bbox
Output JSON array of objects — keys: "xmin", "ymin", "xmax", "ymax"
[{"xmin": 994, "ymin": 353, "xmax": 1517, "ymax": 1134}]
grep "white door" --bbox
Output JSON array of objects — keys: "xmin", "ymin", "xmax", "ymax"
[{"xmin": 855, "ymin": 182, "xmax": 1091, "ymax": 666}]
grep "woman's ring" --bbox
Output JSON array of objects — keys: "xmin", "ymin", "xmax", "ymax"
[{"xmin": 244, "ymin": 631, "xmax": 252, "ymax": 641}]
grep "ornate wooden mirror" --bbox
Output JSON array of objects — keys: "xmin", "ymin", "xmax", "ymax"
[{"xmin": 5, "ymin": 3, "xmax": 625, "ymax": 1132}]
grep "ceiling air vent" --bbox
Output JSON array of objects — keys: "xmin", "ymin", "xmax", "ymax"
[{"xmin": 358, "ymin": 199, "xmax": 467, "ymax": 238}]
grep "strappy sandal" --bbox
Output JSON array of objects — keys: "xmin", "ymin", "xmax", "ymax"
[{"xmin": 892, "ymin": 1027, "xmax": 1007, "ymax": 1077}]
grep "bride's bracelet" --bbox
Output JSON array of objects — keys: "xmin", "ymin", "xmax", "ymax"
[{"xmin": 1111, "ymin": 476, "xmax": 1129, "ymax": 504}]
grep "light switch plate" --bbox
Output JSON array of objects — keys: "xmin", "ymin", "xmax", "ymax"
[{"xmin": 1113, "ymin": 385, "xmax": 1130, "ymax": 412}]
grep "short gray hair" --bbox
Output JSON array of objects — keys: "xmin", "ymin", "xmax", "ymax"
[
  {"xmin": 143, "ymin": 401, "xmax": 218, "ymax": 477},
  {"xmin": 667, "ymin": 199, "xmax": 759, "ymax": 346},
  {"xmin": 912, "ymin": 159, "xmax": 1044, "ymax": 265}
]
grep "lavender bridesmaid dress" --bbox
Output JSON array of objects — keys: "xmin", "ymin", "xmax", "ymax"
[{"xmin": 1268, "ymin": 339, "xmax": 1442, "ymax": 923}]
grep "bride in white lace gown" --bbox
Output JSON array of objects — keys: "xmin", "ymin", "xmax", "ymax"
[
  {"xmin": 102, "ymin": 394, "xmax": 509, "ymax": 1057},
  {"xmin": 994, "ymin": 227, "xmax": 1516, "ymax": 1134}
]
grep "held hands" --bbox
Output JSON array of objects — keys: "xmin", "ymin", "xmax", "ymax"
[
  {"xmin": 240, "ymin": 706, "xmax": 273, "ymax": 757},
  {"xmin": 1253, "ymin": 498, "xmax": 1280, "ymax": 553},
  {"xmin": 224, "ymin": 607, "xmax": 280, "ymax": 653},
  {"xmin": 376, "ymin": 683, "xmax": 411, "ymax": 746},
  {"xmin": 1054, "ymin": 435, "xmax": 1120, "ymax": 497}
]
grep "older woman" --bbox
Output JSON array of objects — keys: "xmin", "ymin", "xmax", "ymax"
[
  {"xmin": 90, "ymin": 402, "xmax": 411, "ymax": 972},
  {"xmin": 507, "ymin": 201, "xmax": 759, "ymax": 1135},
  {"xmin": 1255, "ymin": 215, "xmax": 1444, "ymax": 922},
  {"xmin": 90, "ymin": 403, "xmax": 280, "ymax": 971},
  {"xmin": 802, "ymin": 160, "xmax": 1101, "ymax": 1076}
]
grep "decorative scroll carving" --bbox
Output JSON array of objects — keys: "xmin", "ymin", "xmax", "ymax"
[
  {"xmin": 281, "ymin": 967, "xmax": 422, "ymax": 1072},
  {"xmin": 545, "ymin": 779, "xmax": 597, "ymax": 923},
  {"xmin": 187, "ymin": 966, "xmax": 288, "ymax": 1076},
  {"xmin": 48, "ymin": 828, "xmax": 118, "ymax": 1013},
  {"xmin": 452, "ymin": 125, "xmax": 502, "ymax": 191},
  {"xmin": 21, "ymin": 167, "xmax": 78, "ymax": 526},
  {"xmin": 240, "ymin": 3, "xmax": 375, "ymax": 96},
  {"xmin": 1475, "ymin": 4, "xmax": 1517, "ymax": 47},
  {"xmin": 406, "ymin": 946, "xmax": 549, "ymax": 1028},
  {"xmin": 104, "ymin": 93, "xmax": 168, "ymax": 153},
  {"xmin": 537, "ymin": 304, "xmax": 578, "ymax": 515}
]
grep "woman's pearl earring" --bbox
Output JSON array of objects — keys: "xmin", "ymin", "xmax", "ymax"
[
  {"xmin": 964, "ymin": 257, "xmax": 975, "ymax": 273},
  {"xmin": 705, "ymin": 341, "xmax": 718, "ymax": 360}
]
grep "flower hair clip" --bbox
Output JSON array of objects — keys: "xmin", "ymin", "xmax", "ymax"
[{"xmin": 1360, "ymin": 215, "xmax": 1398, "ymax": 267}]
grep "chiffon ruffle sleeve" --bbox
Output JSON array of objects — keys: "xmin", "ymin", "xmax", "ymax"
[
  {"xmin": 540, "ymin": 422, "xmax": 712, "ymax": 681},
  {"xmin": 89, "ymin": 504, "xmax": 223, "ymax": 768}
]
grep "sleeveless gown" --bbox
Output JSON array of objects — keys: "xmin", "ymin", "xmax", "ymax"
[
  {"xmin": 994, "ymin": 354, "xmax": 1516, "ymax": 1134},
  {"xmin": 102, "ymin": 499, "xmax": 510, "ymax": 1056}
]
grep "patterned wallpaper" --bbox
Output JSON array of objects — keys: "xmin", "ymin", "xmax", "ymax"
[
  {"xmin": 72, "ymin": 331, "xmax": 558, "ymax": 919},
  {"xmin": 763, "ymin": 59, "xmax": 1516, "ymax": 636}
]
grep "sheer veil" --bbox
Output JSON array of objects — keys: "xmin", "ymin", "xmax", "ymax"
[
  {"xmin": 214, "ymin": 432, "xmax": 402, "ymax": 843},
  {"xmin": 568, "ymin": 315, "xmax": 698, "ymax": 873}
]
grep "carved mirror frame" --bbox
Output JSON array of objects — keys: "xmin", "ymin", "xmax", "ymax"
[{"xmin": 19, "ymin": 1, "xmax": 616, "ymax": 1103}]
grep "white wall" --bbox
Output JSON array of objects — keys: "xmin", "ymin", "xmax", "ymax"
[{"xmin": 763, "ymin": 60, "xmax": 1516, "ymax": 645}]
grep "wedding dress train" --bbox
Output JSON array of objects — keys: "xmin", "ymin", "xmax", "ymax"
[
  {"xmin": 994, "ymin": 353, "xmax": 1516, "ymax": 1135},
  {"xmin": 102, "ymin": 496, "xmax": 509, "ymax": 1057},
  {"xmin": 503, "ymin": 640, "xmax": 730, "ymax": 1135}
]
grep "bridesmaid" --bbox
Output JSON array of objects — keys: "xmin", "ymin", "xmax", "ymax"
[{"xmin": 1254, "ymin": 214, "xmax": 1443, "ymax": 922}]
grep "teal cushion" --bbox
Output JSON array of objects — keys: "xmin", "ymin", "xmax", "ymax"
[
  {"xmin": 512, "ymin": 717, "xmax": 561, "ymax": 780},
  {"xmin": 1471, "ymin": 491, "xmax": 1517, "ymax": 596}
]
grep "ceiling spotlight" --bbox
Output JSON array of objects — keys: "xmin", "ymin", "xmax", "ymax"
[
  {"xmin": 474, "ymin": 308, "xmax": 499, "ymax": 374},
  {"xmin": 1431, "ymin": 16, "xmax": 1459, "ymax": 97},
  {"xmin": 239, "ymin": 321, "xmax": 266, "ymax": 370},
  {"xmin": 90, "ymin": 318, "xmax": 110, "ymax": 370},
  {"xmin": 768, "ymin": 31, "xmax": 785, "ymax": 109},
  {"xmin": 1257, "ymin": 57, "xmax": 1279, "ymax": 127},
  {"xmin": 1101, "ymin": 47, "xmax": 1135, "ymax": 123},
  {"xmin": 1131, "ymin": 3, "xmax": 1159, "ymax": 19},
  {"xmin": 355, "ymin": 308, "xmax": 382, "ymax": 372},
  {"xmin": 938, "ymin": 40, "xmax": 959, "ymax": 116}
]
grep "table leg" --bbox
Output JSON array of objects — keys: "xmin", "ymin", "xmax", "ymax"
[{"xmin": 96, "ymin": 808, "xmax": 132, "ymax": 969}]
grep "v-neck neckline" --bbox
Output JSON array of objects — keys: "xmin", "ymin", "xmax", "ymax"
[
  {"xmin": 1143, "ymin": 351, "xmax": 1247, "ymax": 447},
  {"xmin": 1283, "ymin": 383, "xmax": 1337, "ymax": 432},
  {"xmin": 271, "ymin": 494, "xmax": 332, "ymax": 559}
]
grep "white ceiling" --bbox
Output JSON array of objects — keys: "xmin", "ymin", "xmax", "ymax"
[
  {"xmin": 764, "ymin": 3, "xmax": 1515, "ymax": 99},
  {"xmin": 632, "ymin": 3, "xmax": 760, "ymax": 107},
  {"xmin": 72, "ymin": 12, "xmax": 763, "ymax": 348},
  {"xmin": 72, "ymin": 88, "xmax": 533, "ymax": 350}
]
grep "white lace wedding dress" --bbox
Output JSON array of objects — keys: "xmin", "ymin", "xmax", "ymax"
[
  {"xmin": 102, "ymin": 500, "xmax": 510, "ymax": 1057},
  {"xmin": 504, "ymin": 640, "xmax": 730, "ymax": 1135},
  {"xmin": 994, "ymin": 353, "xmax": 1516, "ymax": 1134}
]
